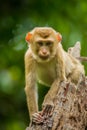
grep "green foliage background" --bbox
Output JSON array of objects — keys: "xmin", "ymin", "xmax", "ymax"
[{"xmin": 0, "ymin": 0, "xmax": 87, "ymax": 129}]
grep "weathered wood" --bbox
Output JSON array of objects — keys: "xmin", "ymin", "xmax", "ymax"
[
  {"xmin": 26, "ymin": 75, "xmax": 87, "ymax": 130},
  {"xmin": 68, "ymin": 41, "xmax": 87, "ymax": 62},
  {"xmin": 76, "ymin": 57, "xmax": 87, "ymax": 62},
  {"xmin": 68, "ymin": 41, "xmax": 81, "ymax": 58}
]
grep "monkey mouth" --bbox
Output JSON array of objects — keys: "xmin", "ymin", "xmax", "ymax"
[{"xmin": 39, "ymin": 55, "xmax": 49, "ymax": 60}]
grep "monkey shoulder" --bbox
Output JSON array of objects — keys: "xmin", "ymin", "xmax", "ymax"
[
  {"xmin": 25, "ymin": 49, "xmax": 36, "ymax": 74},
  {"xmin": 25, "ymin": 48, "xmax": 32, "ymax": 58},
  {"xmin": 25, "ymin": 48, "xmax": 35, "ymax": 63}
]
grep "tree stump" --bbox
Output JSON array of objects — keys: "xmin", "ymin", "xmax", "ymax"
[{"xmin": 26, "ymin": 75, "xmax": 87, "ymax": 130}]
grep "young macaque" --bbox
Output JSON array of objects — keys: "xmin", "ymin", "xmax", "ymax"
[{"xmin": 25, "ymin": 27, "xmax": 85, "ymax": 124}]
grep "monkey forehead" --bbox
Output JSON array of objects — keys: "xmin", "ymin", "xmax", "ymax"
[
  {"xmin": 33, "ymin": 27, "xmax": 56, "ymax": 32},
  {"xmin": 32, "ymin": 27, "xmax": 57, "ymax": 38},
  {"xmin": 35, "ymin": 37, "xmax": 55, "ymax": 42}
]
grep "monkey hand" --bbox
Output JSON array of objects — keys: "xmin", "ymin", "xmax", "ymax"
[
  {"xmin": 32, "ymin": 102, "xmax": 54, "ymax": 125},
  {"xmin": 42, "ymin": 102, "xmax": 54, "ymax": 118},
  {"xmin": 32, "ymin": 111, "xmax": 44, "ymax": 124}
]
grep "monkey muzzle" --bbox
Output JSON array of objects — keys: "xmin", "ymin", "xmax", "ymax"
[{"xmin": 38, "ymin": 48, "xmax": 50, "ymax": 60}]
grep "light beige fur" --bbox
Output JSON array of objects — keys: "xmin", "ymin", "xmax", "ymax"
[{"xmin": 25, "ymin": 27, "xmax": 85, "ymax": 120}]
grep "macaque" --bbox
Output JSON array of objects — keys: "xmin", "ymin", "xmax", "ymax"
[{"xmin": 25, "ymin": 27, "xmax": 85, "ymax": 123}]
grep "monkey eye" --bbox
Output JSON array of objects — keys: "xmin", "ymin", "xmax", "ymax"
[
  {"xmin": 37, "ymin": 41, "xmax": 43, "ymax": 46},
  {"xmin": 46, "ymin": 41, "xmax": 53, "ymax": 46}
]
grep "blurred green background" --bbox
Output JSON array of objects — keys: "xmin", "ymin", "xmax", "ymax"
[{"xmin": 0, "ymin": 0, "xmax": 87, "ymax": 130}]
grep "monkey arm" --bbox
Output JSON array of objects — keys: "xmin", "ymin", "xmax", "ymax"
[
  {"xmin": 42, "ymin": 79, "xmax": 60, "ymax": 106},
  {"xmin": 31, "ymin": 79, "xmax": 60, "ymax": 124},
  {"xmin": 42, "ymin": 48, "xmax": 66, "ymax": 111},
  {"xmin": 42, "ymin": 74, "xmax": 67, "ymax": 119},
  {"xmin": 32, "ymin": 78, "xmax": 65, "ymax": 124},
  {"xmin": 25, "ymin": 50, "xmax": 38, "ymax": 120},
  {"xmin": 25, "ymin": 83, "xmax": 38, "ymax": 119}
]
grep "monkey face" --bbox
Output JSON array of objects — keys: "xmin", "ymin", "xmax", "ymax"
[
  {"xmin": 35, "ymin": 40, "xmax": 54, "ymax": 61},
  {"xmin": 31, "ymin": 36, "xmax": 58, "ymax": 62},
  {"xmin": 26, "ymin": 27, "xmax": 62, "ymax": 62}
]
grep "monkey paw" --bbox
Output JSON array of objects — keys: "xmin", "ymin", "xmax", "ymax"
[
  {"xmin": 32, "ymin": 112, "xmax": 44, "ymax": 124},
  {"xmin": 42, "ymin": 103, "xmax": 54, "ymax": 118},
  {"xmin": 31, "ymin": 104, "xmax": 54, "ymax": 125}
]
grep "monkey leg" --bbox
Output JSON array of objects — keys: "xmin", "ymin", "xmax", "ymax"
[{"xmin": 70, "ymin": 68, "xmax": 84, "ymax": 85}]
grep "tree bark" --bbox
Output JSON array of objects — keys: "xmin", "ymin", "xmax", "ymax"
[{"xmin": 26, "ymin": 75, "xmax": 87, "ymax": 130}]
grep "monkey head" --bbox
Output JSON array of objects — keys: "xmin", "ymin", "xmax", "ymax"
[{"xmin": 25, "ymin": 27, "xmax": 62, "ymax": 62}]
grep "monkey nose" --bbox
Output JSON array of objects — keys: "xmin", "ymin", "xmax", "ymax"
[
  {"xmin": 42, "ymin": 49, "xmax": 47, "ymax": 55},
  {"xmin": 39, "ymin": 49, "xmax": 49, "ymax": 59},
  {"xmin": 43, "ymin": 51, "xmax": 47, "ymax": 55}
]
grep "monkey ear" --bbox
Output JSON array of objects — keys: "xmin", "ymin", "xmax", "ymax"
[
  {"xmin": 56, "ymin": 32, "xmax": 62, "ymax": 42},
  {"xmin": 25, "ymin": 32, "xmax": 32, "ymax": 43}
]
